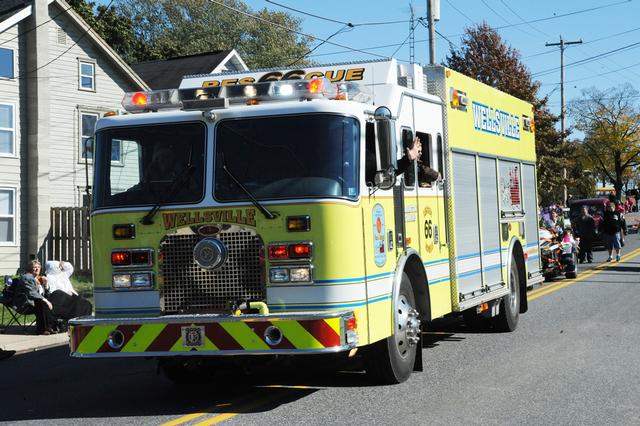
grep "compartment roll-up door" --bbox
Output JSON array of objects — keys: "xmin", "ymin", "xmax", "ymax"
[
  {"xmin": 522, "ymin": 163, "xmax": 541, "ymax": 276},
  {"xmin": 478, "ymin": 157, "xmax": 502, "ymax": 286},
  {"xmin": 452, "ymin": 152, "xmax": 482, "ymax": 297}
]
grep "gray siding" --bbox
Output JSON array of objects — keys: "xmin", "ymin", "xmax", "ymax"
[
  {"xmin": 0, "ymin": 24, "xmax": 26, "ymax": 273},
  {"xmin": 47, "ymin": 2, "xmax": 137, "ymax": 207},
  {"xmin": 0, "ymin": 2, "xmax": 142, "ymax": 275}
]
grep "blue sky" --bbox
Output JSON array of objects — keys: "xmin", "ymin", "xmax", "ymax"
[
  {"xmin": 239, "ymin": 0, "xmax": 639, "ymax": 130},
  {"xmin": 97, "ymin": 0, "xmax": 640, "ymax": 131}
]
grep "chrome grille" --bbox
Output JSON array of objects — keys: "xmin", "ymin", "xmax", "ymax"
[{"xmin": 160, "ymin": 227, "xmax": 265, "ymax": 314}]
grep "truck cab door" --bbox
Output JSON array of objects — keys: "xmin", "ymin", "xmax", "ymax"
[{"xmin": 398, "ymin": 128, "xmax": 421, "ymax": 254}]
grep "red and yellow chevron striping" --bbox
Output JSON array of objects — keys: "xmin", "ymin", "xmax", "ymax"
[{"xmin": 70, "ymin": 316, "xmax": 348, "ymax": 356}]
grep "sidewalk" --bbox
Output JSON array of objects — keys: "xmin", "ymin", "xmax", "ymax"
[{"xmin": 0, "ymin": 326, "xmax": 69, "ymax": 359}]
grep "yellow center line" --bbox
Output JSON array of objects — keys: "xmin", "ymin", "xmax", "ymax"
[
  {"xmin": 528, "ymin": 247, "xmax": 640, "ymax": 301},
  {"xmin": 191, "ymin": 386, "xmax": 311, "ymax": 426},
  {"xmin": 160, "ymin": 398, "xmax": 257, "ymax": 426},
  {"xmin": 527, "ymin": 246, "xmax": 640, "ymax": 297},
  {"xmin": 163, "ymin": 247, "xmax": 640, "ymax": 426}
]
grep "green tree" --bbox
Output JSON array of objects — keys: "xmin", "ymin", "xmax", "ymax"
[
  {"xmin": 69, "ymin": 0, "xmax": 312, "ymax": 67},
  {"xmin": 445, "ymin": 23, "xmax": 568, "ymax": 205},
  {"xmin": 113, "ymin": 0, "xmax": 312, "ymax": 68},
  {"xmin": 570, "ymin": 84, "xmax": 640, "ymax": 200},
  {"xmin": 66, "ymin": 0, "xmax": 147, "ymax": 63}
]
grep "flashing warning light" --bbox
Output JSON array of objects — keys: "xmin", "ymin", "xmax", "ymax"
[
  {"xmin": 308, "ymin": 78, "xmax": 324, "ymax": 94},
  {"xmin": 132, "ymin": 92, "xmax": 147, "ymax": 106},
  {"xmin": 289, "ymin": 243, "xmax": 312, "ymax": 259},
  {"xmin": 122, "ymin": 89, "xmax": 181, "ymax": 112},
  {"xmin": 450, "ymin": 87, "xmax": 468, "ymax": 111},
  {"xmin": 347, "ymin": 316, "xmax": 357, "ymax": 331},
  {"xmin": 111, "ymin": 251, "xmax": 131, "ymax": 266},
  {"xmin": 268, "ymin": 244, "xmax": 289, "ymax": 260},
  {"xmin": 451, "ymin": 89, "xmax": 459, "ymax": 109}
]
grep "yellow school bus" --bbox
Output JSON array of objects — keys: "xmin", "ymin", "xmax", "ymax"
[{"xmin": 69, "ymin": 60, "xmax": 541, "ymax": 384}]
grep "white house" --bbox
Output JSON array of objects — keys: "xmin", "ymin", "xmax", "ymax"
[
  {"xmin": 0, "ymin": 0, "xmax": 250, "ymax": 275},
  {"xmin": 0, "ymin": 0, "xmax": 149, "ymax": 274}
]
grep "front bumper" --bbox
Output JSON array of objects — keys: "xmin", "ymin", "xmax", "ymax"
[{"xmin": 69, "ymin": 311, "xmax": 357, "ymax": 358}]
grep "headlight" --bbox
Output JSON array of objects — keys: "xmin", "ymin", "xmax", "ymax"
[
  {"xmin": 112, "ymin": 273, "xmax": 131, "ymax": 288},
  {"xmin": 270, "ymin": 268, "xmax": 289, "ymax": 283},
  {"xmin": 131, "ymin": 272, "xmax": 153, "ymax": 288},
  {"xmin": 290, "ymin": 267, "xmax": 312, "ymax": 283}
]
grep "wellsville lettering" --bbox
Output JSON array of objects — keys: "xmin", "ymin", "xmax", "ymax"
[{"xmin": 162, "ymin": 209, "xmax": 256, "ymax": 230}]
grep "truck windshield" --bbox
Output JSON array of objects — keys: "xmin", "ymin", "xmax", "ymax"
[
  {"xmin": 215, "ymin": 114, "xmax": 359, "ymax": 201},
  {"xmin": 93, "ymin": 122, "xmax": 206, "ymax": 209}
]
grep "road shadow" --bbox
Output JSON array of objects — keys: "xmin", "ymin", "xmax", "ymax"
[{"xmin": 0, "ymin": 345, "xmax": 387, "ymax": 422}]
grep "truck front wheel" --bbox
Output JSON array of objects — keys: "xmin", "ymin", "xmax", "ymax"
[{"xmin": 365, "ymin": 273, "xmax": 421, "ymax": 384}]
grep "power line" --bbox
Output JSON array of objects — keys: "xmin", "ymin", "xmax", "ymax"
[
  {"xmin": 443, "ymin": 0, "xmax": 632, "ymax": 38},
  {"xmin": 499, "ymin": 0, "xmax": 547, "ymax": 37},
  {"xmin": 287, "ymin": 24, "xmax": 353, "ymax": 66},
  {"xmin": 264, "ymin": 0, "xmax": 411, "ymax": 27},
  {"xmin": 542, "ymin": 60, "xmax": 640, "ymax": 85},
  {"xmin": 0, "ymin": 3, "xmax": 76, "ymax": 47},
  {"xmin": 18, "ymin": 0, "xmax": 115, "ymax": 79},
  {"xmin": 207, "ymin": 0, "xmax": 390, "ymax": 60},
  {"xmin": 391, "ymin": 20, "xmax": 420, "ymax": 58},
  {"xmin": 443, "ymin": 0, "xmax": 474, "ymax": 24},
  {"xmin": 533, "ymin": 39, "xmax": 640, "ymax": 77}
]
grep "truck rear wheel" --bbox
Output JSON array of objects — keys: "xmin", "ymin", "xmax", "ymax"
[
  {"xmin": 365, "ymin": 273, "xmax": 421, "ymax": 384},
  {"xmin": 493, "ymin": 259, "xmax": 520, "ymax": 332}
]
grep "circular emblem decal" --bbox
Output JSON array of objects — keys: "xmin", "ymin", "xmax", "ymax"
[
  {"xmin": 193, "ymin": 238, "xmax": 227, "ymax": 270},
  {"xmin": 372, "ymin": 204, "xmax": 386, "ymax": 267}
]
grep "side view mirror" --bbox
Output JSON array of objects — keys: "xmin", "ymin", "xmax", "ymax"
[{"xmin": 374, "ymin": 106, "xmax": 396, "ymax": 190}]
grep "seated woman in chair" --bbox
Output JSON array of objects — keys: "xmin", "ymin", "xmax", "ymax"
[
  {"xmin": 45, "ymin": 261, "xmax": 93, "ymax": 322},
  {"xmin": 13, "ymin": 260, "xmax": 57, "ymax": 335}
]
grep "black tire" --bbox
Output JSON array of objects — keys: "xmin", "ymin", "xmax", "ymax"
[
  {"xmin": 493, "ymin": 259, "xmax": 520, "ymax": 332},
  {"xmin": 566, "ymin": 253, "xmax": 578, "ymax": 279},
  {"xmin": 365, "ymin": 273, "xmax": 420, "ymax": 384}
]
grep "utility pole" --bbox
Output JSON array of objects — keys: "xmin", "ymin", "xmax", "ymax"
[
  {"xmin": 427, "ymin": 0, "xmax": 439, "ymax": 65},
  {"xmin": 545, "ymin": 35, "xmax": 582, "ymax": 205}
]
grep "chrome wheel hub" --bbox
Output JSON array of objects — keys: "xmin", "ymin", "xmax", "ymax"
[{"xmin": 395, "ymin": 294, "xmax": 421, "ymax": 359}]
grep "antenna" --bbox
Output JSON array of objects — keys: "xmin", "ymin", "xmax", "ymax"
[{"xmin": 409, "ymin": 3, "xmax": 416, "ymax": 64}]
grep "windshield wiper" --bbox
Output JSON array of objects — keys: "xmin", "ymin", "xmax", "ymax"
[
  {"xmin": 141, "ymin": 145, "xmax": 195, "ymax": 225},
  {"xmin": 221, "ymin": 153, "xmax": 277, "ymax": 220}
]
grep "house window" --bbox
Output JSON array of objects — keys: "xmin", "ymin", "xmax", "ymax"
[
  {"xmin": 81, "ymin": 113, "xmax": 122, "ymax": 163},
  {"xmin": 0, "ymin": 103, "xmax": 15, "ymax": 155},
  {"xmin": 79, "ymin": 60, "xmax": 95, "ymax": 90},
  {"xmin": 0, "ymin": 188, "xmax": 15, "ymax": 244},
  {"xmin": 0, "ymin": 48, "xmax": 13, "ymax": 79},
  {"xmin": 111, "ymin": 139, "xmax": 122, "ymax": 163},
  {"xmin": 80, "ymin": 112, "xmax": 98, "ymax": 160}
]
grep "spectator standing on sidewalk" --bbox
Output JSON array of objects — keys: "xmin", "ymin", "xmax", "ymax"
[
  {"xmin": 575, "ymin": 206, "xmax": 596, "ymax": 263},
  {"xmin": 602, "ymin": 202, "xmax": 626, "ymax": 262}
]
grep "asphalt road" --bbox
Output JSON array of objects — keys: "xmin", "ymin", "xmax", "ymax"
[{"xmin": 1, "ymin": 237, "xmax": 639, "ymax": 425}]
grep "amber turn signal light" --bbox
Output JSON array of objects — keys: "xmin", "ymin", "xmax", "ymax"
[{"xmin": 113, "ymin": 224, "xmax": 135, "ymax": 239}]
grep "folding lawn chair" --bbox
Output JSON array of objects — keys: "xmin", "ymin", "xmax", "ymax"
[{"xmin": 0, "ymin": 276, "xmax": 35, "ymax": 333}]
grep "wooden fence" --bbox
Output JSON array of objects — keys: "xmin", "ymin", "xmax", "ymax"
[{"xmin": 43, "ymin": 207, "xmax": 92, "ymax": 275}]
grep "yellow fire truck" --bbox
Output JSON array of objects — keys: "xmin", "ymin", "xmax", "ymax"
[{"xmin": 69, "ymin": 59, "xmax": 542, "ymax": 384}]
